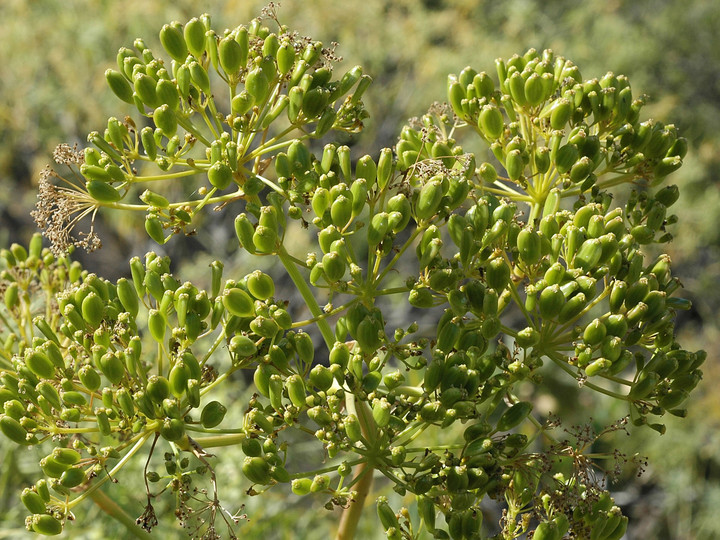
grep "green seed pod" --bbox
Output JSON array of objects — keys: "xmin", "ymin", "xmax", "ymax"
[
  {"xmin": 60, "ymin": 465, "xmax": 86, "ymax": 488},
  {"xmin": 329, "ymin": 194, "xmax": 352, "ymax": 230},
  {"xmin": 655, "ymin": 184, "xmax": 680, "ymax": 208},
  {"xmin": 86, "ymin": 180, "xmax": 122, "ymax": 203},
  {"xmin": 231, "ymin": 91, "xmax": 255, "ymax": 116},
  {"xmin": 80, "ymin": 292, "xmax": 104, "ymax": 328},
  {"xmin": 176, "ymin": 64, "xmax": 191, "ymax": 99},
  {"xmin": 538, "ymin": 284, "xmax": 564, "ymax": 319},
  {"xmin": 187, "ymin": 61, "xmax": 210, "ymax": 94},
  {"xmin": 201, "ymin": 400, "xmax": 227, "ymax": 428},
  {"xmin": 250, "ymin": 316, "xmax": 280, "ymax": 339},
  {"xmin": 415, "ymin": 178, "xmax": 444, "ymax": 221},
  {"xmin": 329, "ymin": 342, "xmax": 350, "ymax": 369},
  {"xmin": 115, "ymin": 387, "xmax": 135, "ymax": 417},
  {"xmin": 159, "ymin": 417, "xmax": 185, "ymax": 442},
  {"xmin": 524, "ymin": 72, "xmax": 545, "ymax": 106},
  {"xmin": 294, "ymin": 332, "xmax": 315, "ymax": 365},
  {"xmin": 219, "ymin": 36, "xmax": 243, "ymax": 76},
  {"xmin": 252, "ymin": 225, "xmax": 277, "ymax": 253},
  {"xmin": 478, "ymin": 105, "xmax": 504, "ymax": 140},
  {"xmin": 554, "ymin": 144, "xmax": 578, "ymax": 174},
  {"xmin": 375, "ymin": 147, "xmax": 394, "ymax": 190},
  {"xmin": 291, "ymin": 477, "xmax": 313, "ymax": 496},
  {"xmin": 558, "ymin": 293, "xmax": 587, "ymax": 324},
  {"xmin": 516, "ymin": 327, "xmax": 540, "ymax": 348},
  {"xmin": 447, "ymin": 78, "xmax": 466, "ymax": 118},
  {"xmin": 207, "ymin": 162, "xmax": 233, "ymax": 190},
  {"xmin": 497, "ymin": 401, "xmax": 532, "ymax": 431},
  {"xmin": 285, "ymin": 374, "xmax": 306, "ymax": 408},
  {"xmin": 234, "ymin": 213, "xmax": 257, "ymax": 254},
  {"xmin": 159, "ymin": 24, "xmax": 188, "ymax": 62},
  {"xmin": 146, "ymin": 308, "xmax": 165, "ymax": 343},
  {"xmin": 246, "ymin": 67, "xmax": 270, "ymax": 104},
  {"xmin": 77, "ymin": 364, "xmax": 102, "ymax": 392},
  {"xmin": 485, "ymin": 257, "xmax": 510, "ymax": 291},
  {"xmin": 372, "ymin": 398, "xmax": 392, "ymax": 428},
  {"xmin": 105, "ymin": 69, "xmax": 134, "ymax": 103},
  {"xmin": 276, "ymin": 41, "xmax": 296, "ymax": 75},
  {"xmin": 629, "ymin": 372, "xmax": 660, "ymax": 400},
  {"xmin": 350, "ymin": 179, "xmax": 368, "ymax": 217},
  {"xmin": 344, "ymin": 413, "xmax": 363, "ymax": 442},
  {"xmin": 144, "ymin": 215, "xmax": 166, "ymax": 245},
  {"xmin": 367, "ymin": 212, "xmax": 390, "ymax": 248},
  {"xmin": 21, "ymin": 488, "xmax": 46, "ymax": 514},
  {"xmin": 246, "ymin": 271, "xmax": 275, "ymax": 300},
  {"xmin": 312, "ymin": 187, "xmax": 330, "ymax": 218},
  {"xmin": 183, "ymin": 17, "xmax": 205, "ymax": 57},
  {"xmin": 25, "ymin": 350, "xmax": 55, "ymax": 380},
  {"xmin": 4, "ymin": 281, "xmax": 19, "ymax": 311},
  {"xmin": 517, "ymin": 228, "xmax": 541, "ymax": 266},
  {"xmin": 52, "ymin": 448, "xmax": 81, "ymax": 466},
  {"xmin": 550, "ymin": 98, "xmax": 572, "ymax": 130},
  {"xmin": 505, "ymin": 149, "xmax": 524, "ymax": 181},
  {"xmin": 574, "ymin": 238, "xmax": 602, "ymax": 272},
  {"xmin": 386, "ymin": 194, "xmax": 412, "ymax": 232},
  {"xmin": 230, "ymin": 335, "xmax": 258, "ymax": 358},
  {"xmin": 30, "ymin": 514, "xmax": 63, "ymax": 536},
  {"xmin": 377, "ymin": 497, "xmax": 399, "ymax": 531},
  {"xmin": 133, "ymin": 73, "xmax": 160, "ymax": 108},
  {"xmin": 152, "ymin": 104, "xmax": 177, "ymax": 137},
  {"xmin": 146, "ymin": 375, "xmax": 171, "ymax": 406},
  {"xmin": 307, "ymin": 406, "xmax": 333, "ymax": 427},
  {"xmin": 0, "ymin": 415, "xmax": 29, "ymax": 444},
  {"xmin": 137, "ymin": 126, "xmax": 157, "ymax": 161}
]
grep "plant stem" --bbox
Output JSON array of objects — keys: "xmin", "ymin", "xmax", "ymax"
[
  {"xmin": 88, "ymin": 488, "xmax": 153, "ymax": 539},
  {"xmin": 278, "ymin": 247, "xmax": 335, "ymax": 348},
  {"xmin": 335, "ymin": 462, "xmax": 373, "ymax": 540}
]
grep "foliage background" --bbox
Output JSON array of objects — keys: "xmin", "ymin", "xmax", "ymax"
[{"xmin": 0, "ymin": 0, "xmax": 718, "ymax": 538}]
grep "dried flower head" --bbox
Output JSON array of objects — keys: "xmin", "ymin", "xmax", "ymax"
[{"xmin": 31, "ymin": 147, "xmax": 102, "ymax": 255}]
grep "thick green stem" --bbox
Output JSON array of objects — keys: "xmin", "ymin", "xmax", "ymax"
[
  {"xmin": 278, "ymin": 247, "xmax": 335, "ymax": 348},
  {"xmin": 89, "ymin": 489, "xmax": 153, "ymax": 539},
  {"xmin": 335, "ymin": 462, "xmax": 374, "ymax": 540}
]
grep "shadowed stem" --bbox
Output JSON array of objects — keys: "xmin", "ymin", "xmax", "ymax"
[{"xmin": 88, "ymin": 488, "xmax": 152, "ymax": 539}]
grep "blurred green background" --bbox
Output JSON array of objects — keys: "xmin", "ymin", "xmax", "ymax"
[{"xmin": 0, "ymin": 0, "xmax": 718, "ymax": 538}]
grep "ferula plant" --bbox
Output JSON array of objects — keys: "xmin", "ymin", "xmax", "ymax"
[{"xmin": 0, "ymin": 6, "xmax": 702, "ymax": 539}]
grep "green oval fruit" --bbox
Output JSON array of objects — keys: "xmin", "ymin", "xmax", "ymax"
[
  {"xmin": 105, "ymin": 69, "xmax": 134, "ymax": 103},
  {"xmin": 60, "ymin": 466, "xmax": 86, "ymax": 488},
  {"xmin": 86, "ymin": 180, "xmax": 122, "ymax": 203},
  {"xmin": 246, "ymin": 271, "xmax": 275, "ymax": 300},
  {"xmin": 230, "ymin": 335, "xmax": 258, "ymax": 357},
  {"xmin": 223, "ymin": 288, "xmax": 255, "ymax": 317},
  {"xmin": 25, "ymin": 351, "xmax": 55, "ymax": 379},
  {"xmin": 415, "ymin": 178, "xmax": 444, "ymax": 221},
  {"xmin": 31, "ymin": 514, "xmax": 63, "ymax": 536},
  {"xmin": 208, "ymin": 162, "xmax": 233, "ymax": 190},
  {"xmin": 159, "ymin": 24, "xmax": 188, "ymax": 62},
  {"xmin": 478, "ymin": 105, "xmax": 504, "ymax": 139},
  {"xmin": 243, "ymin": 456, "xmax": 271, "ymax": 484},
  {"xmin": 496, "ymin": 401, "xmax": 532, "ymax": 431},
  {"xmin": 219, "ymin": 36, "xmax": 243, "ymax": 75},
  {"xmin": 201, "ymin": 400, "xmax": 227, "ymax": 428}
]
